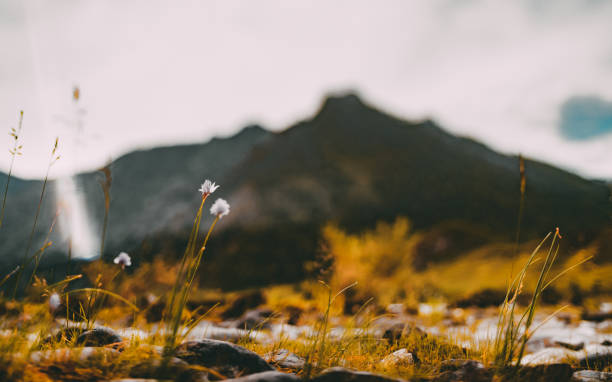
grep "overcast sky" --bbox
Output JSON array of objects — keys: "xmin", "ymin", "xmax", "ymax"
[{"xmin": 1, "ymin": 0, "xmax": 612, "ymax": 180}]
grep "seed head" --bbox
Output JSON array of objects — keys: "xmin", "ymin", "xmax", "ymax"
[{"xmin": 210, "ymin": 198, "xmax": 230, "ymax": 218}]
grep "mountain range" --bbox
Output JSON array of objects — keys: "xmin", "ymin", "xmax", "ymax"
[{"xmin": 1, "ymin": 93, "xmax": 610, "ymax": 289}]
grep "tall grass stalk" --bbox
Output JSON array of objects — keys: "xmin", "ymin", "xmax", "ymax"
[
  {"xmin": 12, "ymin": 138, "xmax": 60, "ymax": 298},
  {"xmin": 0, "ymin": 111, "xmax": 24, "ymax": 229},
  {"xmin": 98, "ymin": 165, "xmax": 112, "ymax": 257},
  {"xmin": 303, "ymin": 281, "xmax": 357, "ymax": 379},
  {"xmin": 514, "ymin": 154, "xmax": 526, "ymax": 254},
  {"xmin": 65, "ymin": 288, "xmax": 140, "ymax": 312},
  {"xmin": 493, "ymin": 228, "xmax": 590, "ymax": 372}
]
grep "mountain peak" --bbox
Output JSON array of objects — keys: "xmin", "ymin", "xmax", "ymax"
[
  {"xmin": 317, "ymin": 92, "xmax": 368, "ymax": 116},
  {"xmin": 238, "ymin": 123, "xmax": 267, "ymax": 135},
  {"xmin": 229, "ymin": 124, "xmax": 270, "ymax": 140}
]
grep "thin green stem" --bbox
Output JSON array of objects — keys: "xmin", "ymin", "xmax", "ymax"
[
  {"xmin": 514, "ymin": 231, "xmax": 560, "ymax": 368},
  {"xmin": 164, "ymin": 196, "xmax": 212, "ymax": 355},
  {"xmin": 165, "ymin": 196, "xmax": 207, "ymax": 323},
  {"xmin": 27, "ymin": 211, "xmax": 59, "ymax": 289},
  {"xmin": 12, "ymin": 164, "xmax": 52, "ymax": 299}
]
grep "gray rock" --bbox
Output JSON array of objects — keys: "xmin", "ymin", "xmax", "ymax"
[
  {"xmin": 39, "ymin": 326, "xmax": 83, "ymax": 346},
  {"xmin": 378, "ymin": 320, "xmax": 424, "ymax": 343},
  {"xmin": 517, "ymin": 364, "xmax": 573, "ymax": 381},
  {"xmin": 129, "ymin": 356, "xmax": 207, "ymax": 382},
  {"xmin": 232, "ymin": 308, "xmax": 274, "ymax": 330},
  {"xmin": 572, "ymin": 370, "xmax": 612, "ymax": 381},
  {"xmin": 264, "ymin": 349, "xmax": 305, "ymax": 370},
  {"xmin": 579, "ymin": 344, "xmax": 612, "ymax": 367},
  {"xmin": 312, "ymin": 367, "xmax": 402, "ymax": 382},
  {"xmin": 521, "ymin": 343, "xmax": 612, "ymax": 368},
  {"xmin": 30, "ymin": 347, "xmax": 119, "ymax": 363},
  {"xmin": 76, "ymin": 327, "xmax": 124, "ymax": 347},
  {"xmin": 175, "ymin": 339, "xmax": 274, "ymax": 379},
  {"xmin": 225, "ymin": 371, "xmax": 300, "ymax": 381},
  {"xmin": 520, "ymin": 347, "xmax": 578, "ymax": 365},
  {"xmin": 581, "ymin": 311, "xmax": 612, "ymax": 322},
  {"xmin": 556, "ymin": 339, "xmax": 585, "ymax": 351},
  {"xmin": 221, "ymin": 290, "xmax": 265, "ymax": 320},
  {"xmin": 436, "ymin": 359, "xmax": 491, "ymax": 382}
]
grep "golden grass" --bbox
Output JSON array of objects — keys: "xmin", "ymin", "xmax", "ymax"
[{"xmin": 323, "ymin": 217, "xmax": 612, "ymax": 306}]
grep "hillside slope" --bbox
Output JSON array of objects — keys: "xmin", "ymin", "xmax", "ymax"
[{"xmin": 0, "ymin": 94, "xmax": 610, "ymax": 288}]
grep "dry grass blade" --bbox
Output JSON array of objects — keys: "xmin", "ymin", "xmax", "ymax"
[
  {"xmin": 0, "ymin": 111, "xmax": 24, "ymax": 230},
  {"xmin": 65, "ymin": 288, "xmax": 139, "ymax": 312}
]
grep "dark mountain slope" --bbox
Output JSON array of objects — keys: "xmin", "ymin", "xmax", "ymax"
[
  {"xmin": 0, "ymin": 94, "xmax": 610, "ymax": 289},
  {"xmin": 221, "ymin": 94, "xmax": 609, "ymax": 239}
]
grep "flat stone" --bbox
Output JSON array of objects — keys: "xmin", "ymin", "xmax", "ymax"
[
  {"xmin": 225, "ymin": 371, "xmax": 300, "ymax": 381},
  {"xmin": 264, "ymin": 349, "xmax": 305, "ymax": 370},
  {"xmin": 520, "ymin": 347, "xmax": 578, "ymax": 366},
  {"xmin": 380, "ymin": 349, "xmax": 414, "ymax": 367},
  {"xmin": 312, "ymin": 367, "xmax": 403, "ymax": 382},
  {"xmin": 572, "ymin": 370, "xmax": 612, "ymax": 381},
  {"xmin": 30, "ymin": 347, "xmax": 119, "ymax": 363},
  {"xmin": 175, "ymin": 339, "xmax": 274, "ymax": 379},
  {"xmin": 183, "ymin": 322, "xmax": 268, "ymax": 343},
  {"xmin": 555, "ymin": 339, "xmax": 585, "ymax": 351}
]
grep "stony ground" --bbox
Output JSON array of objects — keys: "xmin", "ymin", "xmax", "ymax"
[{"xmin": 2, "ymin": 296, "xmax": 611, "ymax": 381}]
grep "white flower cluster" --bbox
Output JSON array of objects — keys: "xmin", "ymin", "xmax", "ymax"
[
  {"xmin": 199, "ymin": 179, "xmax": 230, "ymax": 218},
  {"xmin": 198, "ymin": 179, "xmax": 220, "ymax": 196}
]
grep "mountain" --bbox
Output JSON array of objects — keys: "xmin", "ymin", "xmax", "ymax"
[{"xmin": 0, "ymin": 93, "xmax": 610, "ymax": 289}]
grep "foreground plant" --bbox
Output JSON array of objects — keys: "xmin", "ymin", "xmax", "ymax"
[
  {"xmin": 12, "ymin": 138, "xmax": 61, "ymax": 298},
  {"xmin": 492, "ymin": 228, "xmax": 592, "ymax": 372},
  {"xmin": 163, "ymin": 179, "xmax": 228, "ymax": 355}
]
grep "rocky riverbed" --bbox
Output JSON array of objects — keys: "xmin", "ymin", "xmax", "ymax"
[{"xmin": 5, "ymin": 299, "xmax": 610, "ymax": 381}]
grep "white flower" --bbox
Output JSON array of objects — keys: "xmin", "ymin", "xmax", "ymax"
[
  {"xmin": 49, "ymin": 293, "xmax": 61, "ymax": 310},
  {"xmin": 113, "ymin": 252, "xmax": 132, "ymax": 268},
  {"xmin": 198, "ymin": 180, "xmax": 219, "ymax": 196},
  {"xmin": 210, "ymin": 198, "xmax": 230, "ymax": 218}
]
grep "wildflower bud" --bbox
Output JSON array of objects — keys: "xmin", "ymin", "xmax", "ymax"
[
  {"xmin": 49, "ymin": 293, "xmax": 61, "ymax": 311},
  {"xmin": 198, "ymin": 179, "xmax": 219, "ymax": 197},
  {"xmin": 113, "ymin": 252, "xmax": 132, "ymax": 269}
]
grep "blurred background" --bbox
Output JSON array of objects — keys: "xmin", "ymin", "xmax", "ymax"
[{"xmin": 0, "ymin": 0, "xmax": 611, "ymax": 306}]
